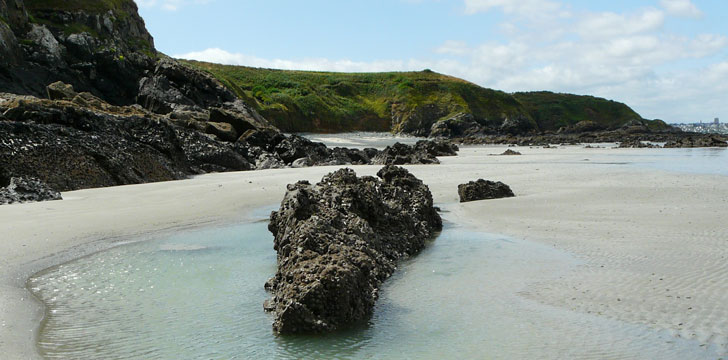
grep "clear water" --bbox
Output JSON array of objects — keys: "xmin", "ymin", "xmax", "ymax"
[
  {"xmin": 29, "ymin": 217, "xmax": 719, "ymax": 359},
  {"xmin": 619, "ymin": 147, "xmax": 728, "ymax": 176}
]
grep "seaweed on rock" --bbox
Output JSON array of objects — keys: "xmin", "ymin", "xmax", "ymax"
[{"xmin": 264, "ymin": 166, "xmax": 442, "ymax": 334}]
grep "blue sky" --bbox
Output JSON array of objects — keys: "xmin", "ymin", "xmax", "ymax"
[{"xmin": 136, "ymin": 0, "xmax": 728, "ymax": 123}]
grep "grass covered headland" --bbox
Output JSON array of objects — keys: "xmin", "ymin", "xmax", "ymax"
[{"xmin": 185, "ymin": 60, "xmax": 669, "ymax": 135}]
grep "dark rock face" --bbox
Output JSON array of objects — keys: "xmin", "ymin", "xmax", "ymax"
[
  {"xmin": 415, "ymin": 139, "xmax": 459, "ymax": 157},
  {"xmin": 0, "ymin": 0, "xmax": 157, "ymax": 105},
  {"xmin": 0, "ymin": 175, "xmax": 62, "ymax": 205},
  {"xmin": 371, "ymin": 140, "xmax": 458, "ymax": 165},
  {"xmin": 450, "ymin": 130, "xmax": 725, "ymax": 148},
  {"xmin": 372, "ymin": 142, "xmax": 439, "ymax": 165},
  {"xmin": 265, "ymin": 166, "xmax": 442, "ymax": 334},
  {"xmin": 430, "ymin": 113, "xmax": 483, "ymax": 138},
  {"xmin": 0, "ymin": 92, "xmax": 254, "ymax": 191},
  {"xmin": 458, "ymin": 179, "xmax": 515, "ymax": 203},
  {"xmin": 501, "ymin": 149, "xmax": 521, "ymax": 155},
  {"xmin": 137, "ymin": 58, "xmax": 235, "ymax": 114}
]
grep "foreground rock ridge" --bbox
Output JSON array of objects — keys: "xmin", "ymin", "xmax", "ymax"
[{"xmin": 264, "ymin": 166, "xmax": 442, "ymax": 334}]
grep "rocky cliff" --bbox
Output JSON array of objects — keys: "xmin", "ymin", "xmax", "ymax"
[{"xmin": 0, "ymin": 0, "xmax": 156, "ymax": 105}]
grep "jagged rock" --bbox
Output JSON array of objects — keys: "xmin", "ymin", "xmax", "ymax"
[
  {"xmin": 415, "ymin": 139, "xmax": 458, "ymax": 157},
  {"xmin": 0, "ymin": 20, "xmax": 21, "ymax": 67},
  {"xmin": 619, "ymin": 140, "xmax": 659, "ymax": 148},
  {"xmin": 458, "ymin": 179, "xmax": 515, "ymax": 203},
  {"xmin": 429, "ymin": 113, "xmax": 483, "ymax": 138},
  {"xmin": 26, "ymin": 24, "xmax": 63, "ymax": 62},
  {"xmin": 501, "ymin": 149, "xmax": 521, "ymax": 155},
  {"xmin": 238, "ymin": 128, "xmax": 286, "ymax": 151},
  {"xmin": 372, "ymin": 142, "xmax": 439, "ymax": 165},
  {"xmin": 46, "ymin": 81, "xmax": 77, "ymax": 100},
  {"xmin": 664, "ymin": 136, "xmax": 727, "ymax": 148},
  {"xmin": 500, "ymin": 114, "xmax": 534, "ymax": 134},
  {"xmin": 265, "ymin": 166, "xmax": 442, "ymax": 334},
  {"xmin": 138, "ymin": 57, "xmax": 235, "ymax": 113},
  {"xmin": 255, "ymin": 152, "xmax": 285, "ymax": 170},
  {"xmin": 0, "ymin": 175, "xmax": 62, "ymax": 205},
  {"xmin": 0, "ymin": 0, "xmax": 157, "ymax": 105},
  {"xmin": 211, "ymin": 99, "xmax": 273, "ymax": 133},
  {"xmin": 0, "ymin": 92, "xmax": 255, "ymax": 190},
  {"xmin": 274, "ymin": 135, "xmax": 328, "ymax": 164},
  {"xmin": 205, "ymin": 121, "xmax": 238, "ymax": 142}
]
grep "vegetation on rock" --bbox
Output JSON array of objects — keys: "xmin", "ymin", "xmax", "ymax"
[
  {"xmin": 183, "ymin": 61, "xmax": 531, "ymax": 134},
  {"xmin": 184, "ymin": 61, "xmax": 668, "ymax": 135}
]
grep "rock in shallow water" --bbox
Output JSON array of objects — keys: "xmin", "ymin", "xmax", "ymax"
[
  {"xmin": 458, "ymin": 179, "xmax": 515, "ymax": 203},
  {"xmin": 265, "ymin": 166, "xmax": 442, "ymax": 334}
]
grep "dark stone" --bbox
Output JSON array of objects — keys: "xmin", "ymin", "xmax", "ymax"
[
  {"xmin": 46, "ymin": 81, "xmax": 77, "ymax": 101},
  {"xmin": 0, "ymin": 176, "xmax": 62, "ymax": 205},
  {"xmin": 664, "ymin": 136, "xmax": 727, "ymax": 148},
  {"xmin": 137, "ymin": 57, "xmax": 235, "ymax": 113},
  {"xmin": 430, "ymin": 113, "xmax": 483, "ymax": 138},
  {"xmin": 458, "ymin": 179, "xmax": 515, "ymax": 203},
  {"xmin": 0, "ymin": 93, "xmax": 253, "ymax": 191},
  {"xmin": 265, "ymin": 166, "xmax": 442, "ymax": 334},
  {"xmin": 501, "ymin": 149, "xmax": 521, "ymax": 155},
  {"xmin": 415, "ymin": 139, "xmax": 459, "ymax": 157},
  {"xmin": 0, "ymin": 0, "xmax": 157, "ymax": 106},
  {"xmin": 371, "ymin": 142, "xmax": 440, "ymax": 165}
]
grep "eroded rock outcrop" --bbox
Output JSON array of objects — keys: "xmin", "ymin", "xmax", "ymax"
[
  {"xmin": 264, "ymin": 166, "xmax": 442, "ymax": 334},
  {"xmin": 0, "ymin": 91, "xmax": 255, "ymax": 191},
  {"xmin": 664, "ymin": 136, "xmax": 728, "ymax": 148},
  {"xmin": 0, "ymin": 173, "xmax": 62, "ymax": 205},
  {"xmin": 458, "ymin": 179, "xmax": 515, "ymax": 203},
  {"xmin": 0, "ymin": 0, "xmax": 157, "ymax": 105}
]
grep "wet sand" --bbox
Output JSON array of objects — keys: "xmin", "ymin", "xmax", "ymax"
[{"xmin": 1, "ymin": 145, "xmax": 726, "ymax": 358}]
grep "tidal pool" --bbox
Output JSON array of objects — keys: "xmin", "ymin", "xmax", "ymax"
[{"xmin": 29, "ymin": 216, "xmax": 718, "ymax": 359}]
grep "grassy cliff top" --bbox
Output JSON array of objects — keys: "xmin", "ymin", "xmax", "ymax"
[
  {"xmin": 25, "ymin": 0, "xmax": 135, "ymax": 13},
  {"xmin": 513, "ymin": 91, "xmax": 642, "ymax": 130},
  {"xmin": 184, "ymin": 60, "xmax": 660, "ymax": 134},
  {"xmin": 183, "ymin": 60, "xmax": 529, "ymax": 133}
]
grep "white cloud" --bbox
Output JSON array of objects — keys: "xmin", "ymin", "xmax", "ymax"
[
  {"xmin": 176, "ymin": 48, "xmax": 414, "ymax": 73},
  {"xmin": 660, "ymin": 0, "xmax": 702, "ymax": 18},
  {"xmin": 577, "ymin": 9, "xmax": 665, "ymax": 39},
  {"xmin": 175, "ymin": 1, "xmax": 728, "ymax": 123},
  {"xmin": 464, "ymin": 0, "xmax": 567, "ymax": 19}
]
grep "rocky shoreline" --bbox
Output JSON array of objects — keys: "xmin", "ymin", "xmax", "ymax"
[{"xmin": 264, "ymin": 166, "xmax": 442, "ymax": 334}]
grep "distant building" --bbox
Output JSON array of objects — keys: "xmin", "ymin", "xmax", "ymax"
[{"xmin": 715, "ymin": 118, "xmax": 720, "ymax": 125}]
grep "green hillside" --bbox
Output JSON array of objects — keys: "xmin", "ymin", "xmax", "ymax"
[
  {"xmin": 184, "ymin": 61, "xmax": 665, "ymax": 134},
  {"xmin": 514, "ymin": 92, "xmax": 641, "ymax": 130},
  {"xmin": 183, "ymin": 60, "xmax": 531, "ymax": 134}
]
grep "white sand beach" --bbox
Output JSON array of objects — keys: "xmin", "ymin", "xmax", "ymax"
[{"xmin": 2, "ymin": 145, "xmax": 727, "ymax": 358}]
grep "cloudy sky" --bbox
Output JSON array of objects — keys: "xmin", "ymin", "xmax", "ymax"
[{"xmin": 136, "ymin": 0, "xmax": 727, "ymax": 123}]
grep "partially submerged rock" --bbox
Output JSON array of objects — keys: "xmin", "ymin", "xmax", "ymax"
[
  {"xmin": 265, "ymin": 166, "xmax": 442, "ymax": 334},
  {"xmin": 0, "ymin": 175, "xmax": 62, "ymax": 205},
  {"xmin": 458, "ymin": 179, "xmax": 515, "ymax": 203}
]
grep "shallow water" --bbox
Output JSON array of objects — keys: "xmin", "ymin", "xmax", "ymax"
[
  {"xmin": 617, "ymin": 147, "xmax": 728, "ymax": 176},
  {"xmin": 29, "ymin": 216, "xmax": 719, "ymax": 359}
]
